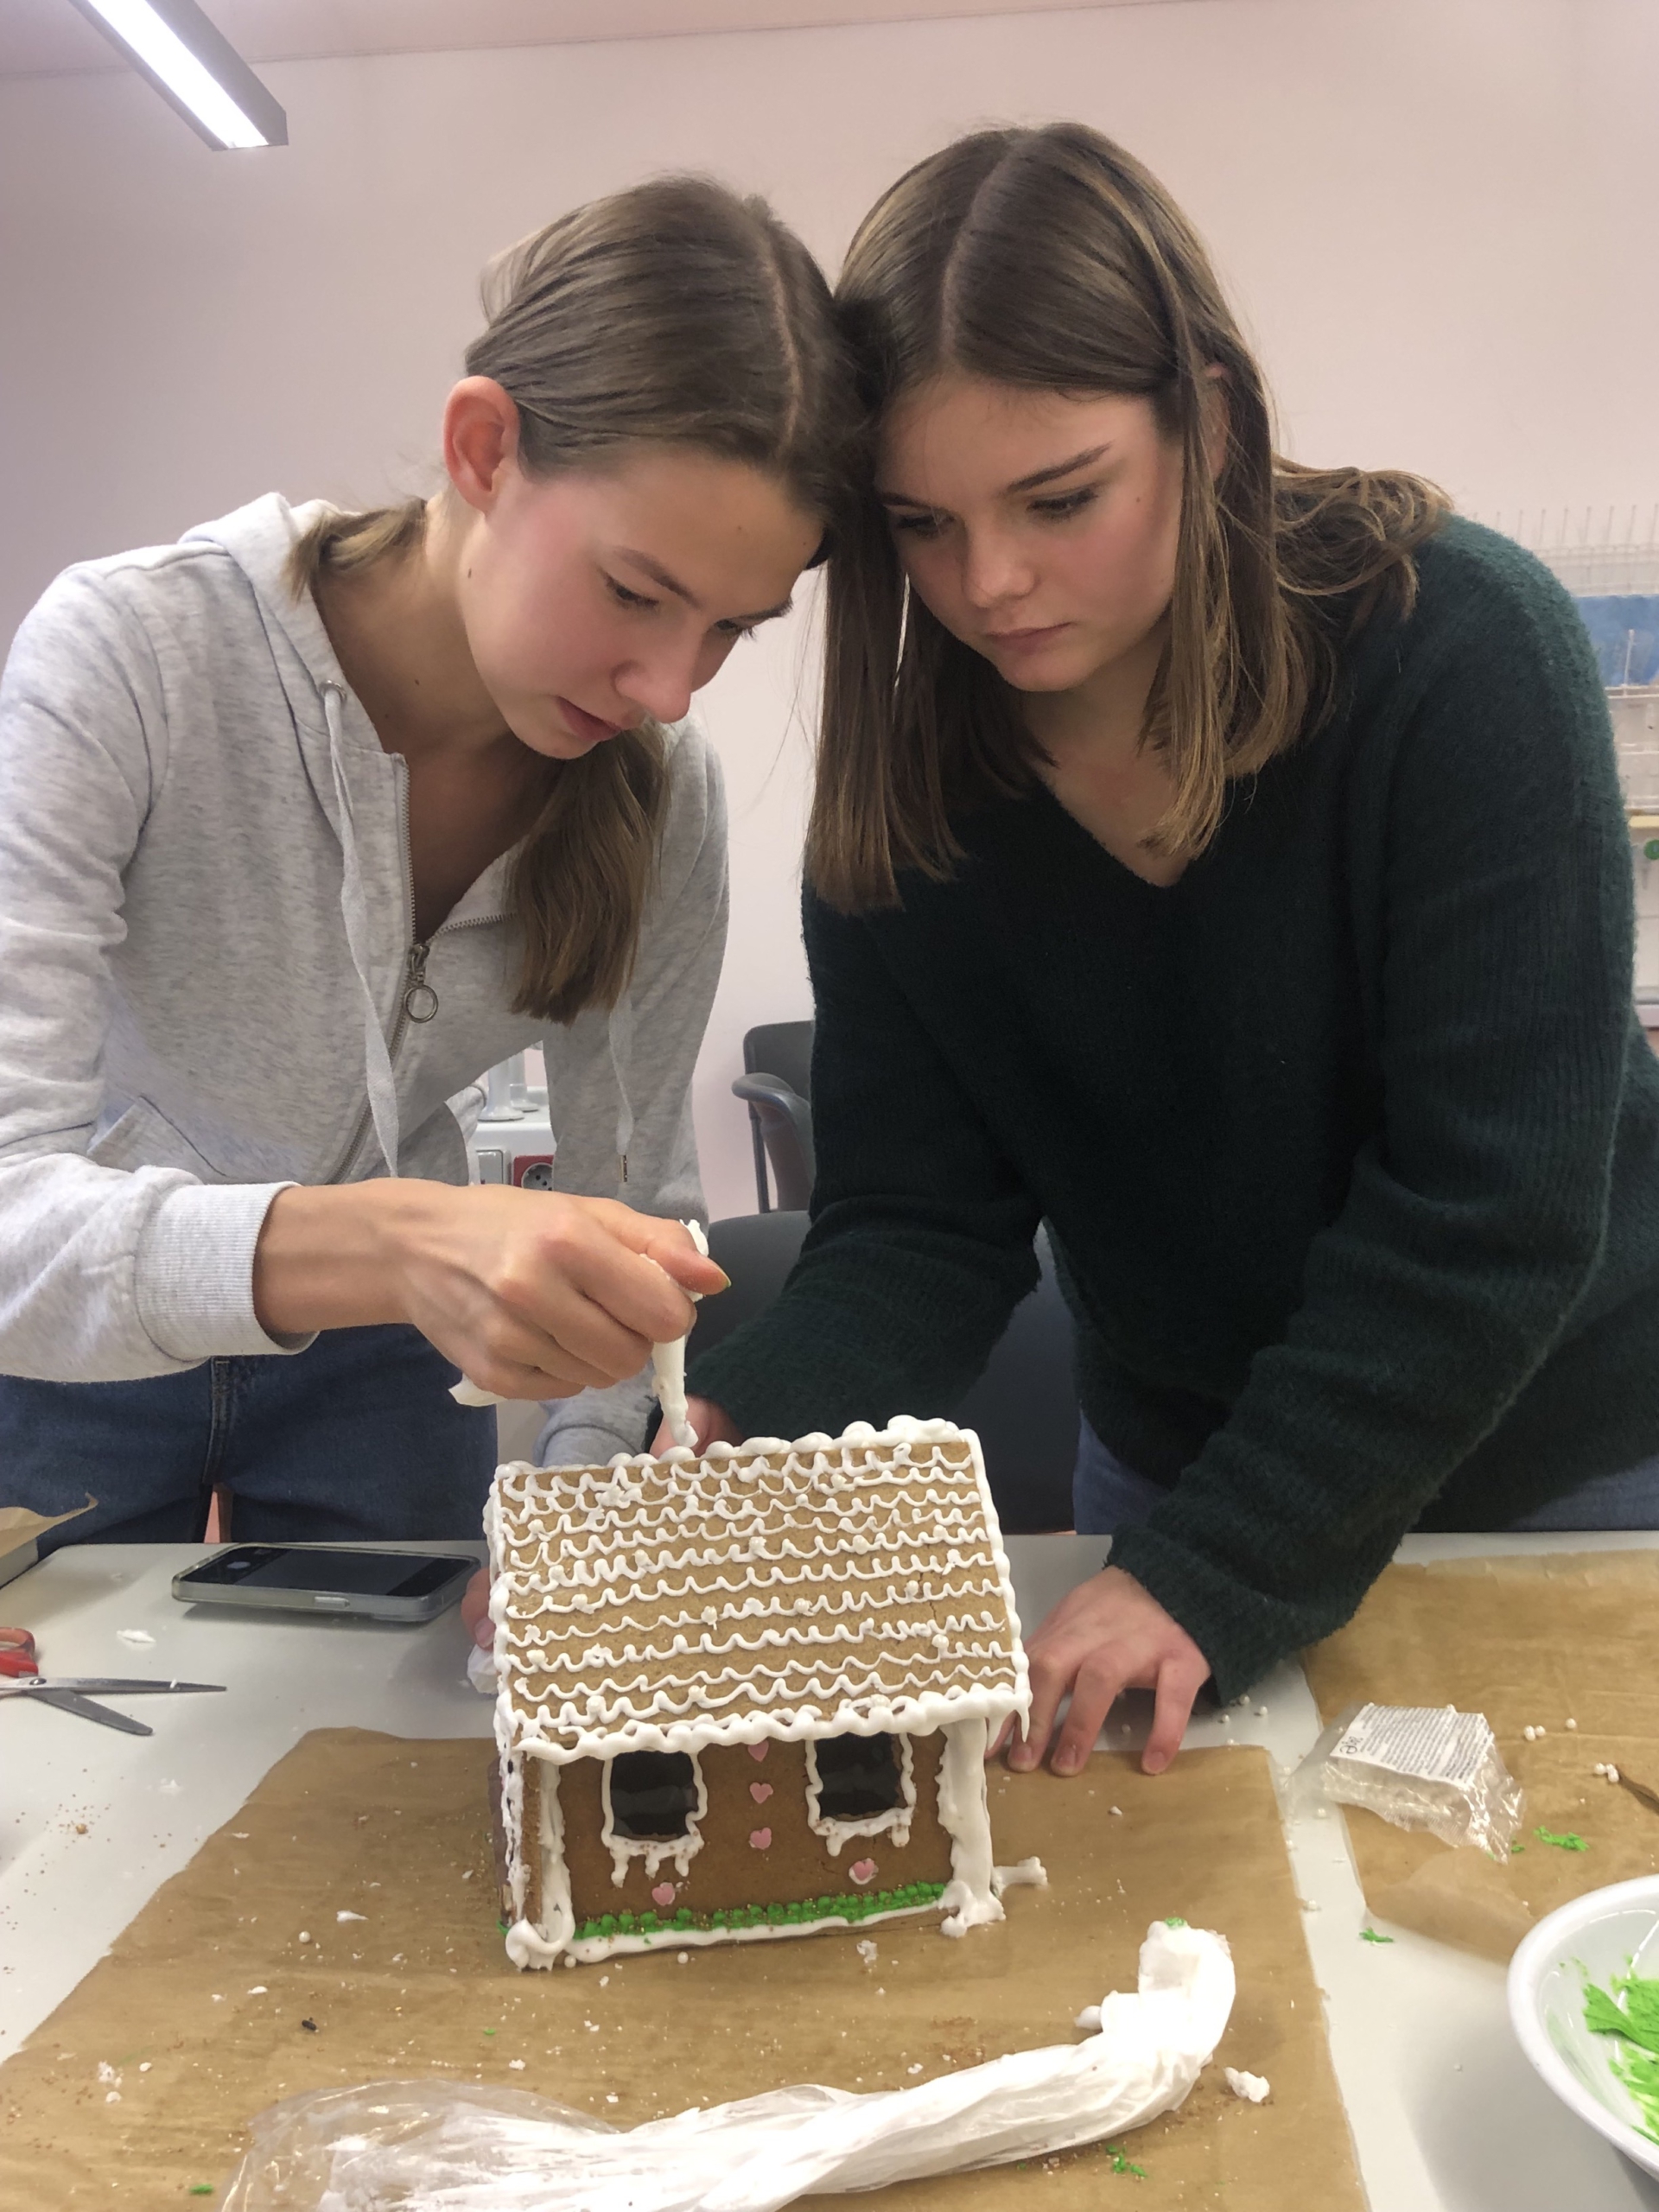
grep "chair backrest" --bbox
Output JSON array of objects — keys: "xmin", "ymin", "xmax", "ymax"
[
  {"xmin": 742, "ymin": 1020, "xmax": 814, "ymax": 1101},
  {"xmin": 694, "ymin": 1213, "xmax": 1077, "ymax": 1534},
  {"xmin": 736, "ymin": 1020, "xmax": 816, "ymax": 1212}
]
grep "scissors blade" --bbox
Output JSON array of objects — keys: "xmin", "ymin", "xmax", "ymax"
[
  {"xmin": 26, "ymin": 1687, "xmax": 153, "ymax": 1737},
  {"xmin": 31, "ymin": 1679, "xmax": 226, "ymax": 1696}
]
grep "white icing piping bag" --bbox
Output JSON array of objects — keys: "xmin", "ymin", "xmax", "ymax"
[
  {"xmin": 450, "ymin": 1220, "xmax": 709, "ymax": 1451},
  {"xmin": 219, "ymin": 1920, "xmax": 1236, "ymax": 2210}
]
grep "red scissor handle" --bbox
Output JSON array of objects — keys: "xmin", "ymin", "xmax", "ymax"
[{"xmin": 0, "ymin": 1627, "xmax": 40, "ymax": 1679}]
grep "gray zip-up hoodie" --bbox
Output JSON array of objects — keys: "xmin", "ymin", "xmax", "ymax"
[{"xmin": 0, "ymin": 493, "xmax": 728, "ymax": 1461}]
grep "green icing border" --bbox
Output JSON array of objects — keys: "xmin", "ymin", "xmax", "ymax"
[{"xmin": 574, "ymin": 1880, "xmax": 947, "ymax": 1944}]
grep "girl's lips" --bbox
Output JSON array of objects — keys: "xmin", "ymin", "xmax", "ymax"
[
  {"xmin": 985, "ymin": 623, "xmax": 1070, "ymax": 650},
  {"xmin": 556, "ymin": 696, "xmax": 626, "ymax": 744}
]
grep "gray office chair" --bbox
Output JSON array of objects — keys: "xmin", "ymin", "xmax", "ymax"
[
  {"xmin": 732, "ymin": 1020, "xmax": 814, "ymax": 1212},
  {"xmin": 696, "ymin": 1211, "xmax": 1078, "ymax": 1535}
]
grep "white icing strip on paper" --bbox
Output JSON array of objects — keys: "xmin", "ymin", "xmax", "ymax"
[
  {"xmin": 937, "ymin": 1717, "xmax": 1003, "ymax": 1939},
  {"xmin": 556, "ymin": 1894, "xmax": 944, "ymax": 1966},
  {"xmin": 804, "ymin": 1733, "xmax": 915, "ymax": 1856},
  {"xmin": 992, "ymin": 1856, "xmax": 1048, "ymax": 1896}
]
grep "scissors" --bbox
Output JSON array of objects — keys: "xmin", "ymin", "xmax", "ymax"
[{"xmin": 0, "ymin": 1627, "xmax": 225, "ymax": 1737}]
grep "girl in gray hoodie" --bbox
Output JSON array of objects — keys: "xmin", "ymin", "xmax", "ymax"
[{"xmin": 0, "ymin": 176, "xmax": 856, "ymax": 1548}]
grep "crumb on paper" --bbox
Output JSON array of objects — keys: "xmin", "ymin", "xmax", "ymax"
[
  {"xmin": 856, "ymin": 1940, "xmax": 878, "ymax": 1966},
  {"xmin": 298, "ymin": 1931, "xmax": 311, "ymax": 1944},
  {"xmin": 1109, "ymin": 1805, "xmax": 1123, "ymax": 1817},
  {"xmin": 247, "ymin": 1986, "xmax": 267, "ymax": 1996},
  {"xmin": 116, "ymin": 1629, "xmax": 155, "ymax": 1647},
  {"xmin": 1224, "ymin": 2067, "xmax": 1271, "ymax": 2103},
  {"xmin": 907, "ymin": 2063, "xmax": 924, "ymax": 2075},
  {"xmin": 677, "ymin": 1951, "xmax": 690, "ymax": 1965},
  {"xmin": 509, "ymin": 2059, "xmax": 525, "ymax": 2070},
  {"xmin": 336, "ymin": 1910, "xmax": 366, "ymax": 1923}
]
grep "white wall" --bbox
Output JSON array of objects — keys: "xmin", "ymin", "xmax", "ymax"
[{"xmin": 3, "ymin": 0, "xmax": 1656, "ymax": 1213}]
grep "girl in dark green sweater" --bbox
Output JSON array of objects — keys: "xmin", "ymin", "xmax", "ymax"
[{"xmin": 684, "ymin": 124, "xmax": 1659, "ymax": 1778}]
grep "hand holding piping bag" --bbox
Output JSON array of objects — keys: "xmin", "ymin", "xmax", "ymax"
[{"xmin": 451, "ymin": 1214, "xmax": 715, "ymax": 1419}]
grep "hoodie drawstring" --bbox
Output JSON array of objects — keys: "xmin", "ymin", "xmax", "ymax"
[
  {"xmin": 607, "ymin": 990, "xmax": 636, "ymax": 1194},
  {"xmin": 323, "ymin": 682, "xmax": 402, "ymax": 1179}
]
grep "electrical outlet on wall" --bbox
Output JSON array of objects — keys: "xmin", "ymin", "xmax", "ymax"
[{"xmin": 512, "ymin": 1154, "xmax": 557, "ymax": 1192}]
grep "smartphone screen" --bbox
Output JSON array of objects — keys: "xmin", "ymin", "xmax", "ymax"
[{"xmin": 181, "ymin": 1546, "xmax": 469, "ymax": 1599}]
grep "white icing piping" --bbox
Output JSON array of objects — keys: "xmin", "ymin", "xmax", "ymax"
[
  {"xmin": 599, "ymin": 1751, "xmax": 708, "ymax": 1887},
  {"xmin": 505, "ymin": 1755, "xmax": 572, "ymax": 1969},
  {"xmin": 650, "ymin": 1218, "xmax": 708, "ymax": 1449},
  {"xmin": 937, "ymin": 1717, "xmax": 1004, "ymax": 1940},
  {"xmin": 490, "ymin": 1423, "xmax": 1027, "ymax": 1766},
  {"xmin": 560, "ymin": 1894, "xmax": 942, "ymax": 1966},
  {"xmin": 804, "ymin": 1732, "xmax": 915, "ymax": 1856}
]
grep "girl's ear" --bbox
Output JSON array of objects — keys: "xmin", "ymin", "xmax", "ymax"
[
  {"xmin": 442, "ymin": 376, "xmax": 523, "ymax": 514},
  {"xmin": 1200, "ymin": 365, "xmax": 1230, "ymax": 484}
]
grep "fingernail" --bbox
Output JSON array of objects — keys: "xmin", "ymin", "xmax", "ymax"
[
  {"xmin": 1052, "ymin": 1750, "xmax": 1079, "ymax": 1776},
  {"xmin": 474, "ymin": 1621, "xmax": 493, "ymax": 1649},
  {"xmin": 1143, "ymin": 1751, "xmax": 1168, "ymax": 1774},
  {"xmin": 1009, "ymin": 1748, "xmax": 1035, "ymax": 1771}
]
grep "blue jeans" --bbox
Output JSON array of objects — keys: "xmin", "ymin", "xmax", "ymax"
[
  {"xmin": 1, "ymin": 1325, "xmax": 498, "ymax": 1553},
  {"xmin": 1072, "ymin": 1418, "xmax": 1659, "ymax": 1537}
]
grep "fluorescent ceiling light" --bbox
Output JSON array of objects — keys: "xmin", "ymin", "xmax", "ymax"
[{"xmin": 66, "ymin": 0, "xmax": 288, "ymax": 149}]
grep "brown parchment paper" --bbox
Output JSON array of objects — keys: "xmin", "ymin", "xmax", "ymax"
[
  {"xmin": 0, "ymin": 1731, "xmax": 1363, "ymax": 2212},
  {"xmin": 1304, "ymin": 1550, "xmax": 1659, "ymax": 1962}
]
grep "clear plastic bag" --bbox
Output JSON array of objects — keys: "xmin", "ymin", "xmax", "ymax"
[
  {"xmin": 1285, "ymin": 1701, "xmax": 1524, "ymax": 1859},
  {"xmin": 219, "ymin": 1920, "xmax": 1234, "ymax": 2212}
]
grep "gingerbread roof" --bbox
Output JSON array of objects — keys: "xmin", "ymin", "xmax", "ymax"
[{"xmin": 486, "ymin": 1418, "xmax": 1027, "ymax": 1763}]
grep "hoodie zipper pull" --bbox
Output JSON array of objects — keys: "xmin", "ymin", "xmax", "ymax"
[{"xmin": 403, "ymin": 941, "xmax": 438, "ymax": 1023}]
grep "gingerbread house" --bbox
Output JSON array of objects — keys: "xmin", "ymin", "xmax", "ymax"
[{"xmin": 485, "ymin": 1416, "xmax": 1029, "ymax": 1967}]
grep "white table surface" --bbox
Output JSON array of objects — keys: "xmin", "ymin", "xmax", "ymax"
[{"xmin": 3, "ymin": 1529, "xmax": 1658, "ymax": 2212}]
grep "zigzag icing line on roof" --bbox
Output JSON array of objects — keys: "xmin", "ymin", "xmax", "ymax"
[
  {"xmin": 501, "ymin": 1588, "xmax": 1001, "ymax": 1636},
  {"xmin": 508, "ymin": 1684, "xmax": 1019, "ymax": 1764},
  {"xmin": 511, "ymin": 1655, "xmax": 1017, "ymax": 1721},
  {"xmin": 510, "ymin": 1605, "xmax": 1011, "ymax": 1650},
  {"xmin": 496, "ymin": 1545, "xmax": 995, "ymax": 1597},
  {"xmin": 512, "ymin": 1620, "xmax": 1009, "ymax": 1668},
  {"xmin": 512, "ymin": 1668, "xmax": 1016, "ymax": 1733}
]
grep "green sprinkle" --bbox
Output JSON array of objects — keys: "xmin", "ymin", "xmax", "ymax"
[
  {"xmin": 1104, "ymin": 2144, "xmax": 1147, "ymax": 2177},
  {"xmin": 1534, "ymin": 1827, "xmax": 1590, "ymax": 1852},
  {"xmin": 1510, "ymin": 1840, "xmax": 1526, "ymax": 1854},
  {"xmin": 482, "ymin": 2028, "xmax": 496, "ymax": 2037},
  {"xmin": 1161, "ymin": 1916, "xmax": 1187, "ymax": 1929},
  {"xmin": 495, "ymin": 1920, "xmax": 510, "ymax": 1936},
  {"xmin": 1360, "ymin": 1929, "xmax": 1394, "ymax": 1944},
  {"xmin": 1583, "ymin": 1970, "xmax": 1659, "ymax": 2143}
]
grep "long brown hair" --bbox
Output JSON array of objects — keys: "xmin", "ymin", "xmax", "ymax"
[
  {"xmin": 810, "ymin": 124, "xmax": 1447, "ymax": 911},
  {"xmin": 291, "ymin": 175, "xmax": 858, "ymax": 1020}
]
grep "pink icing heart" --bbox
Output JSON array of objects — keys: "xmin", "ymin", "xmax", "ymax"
[
  {"xmin": 749, "ymin": 1782, "xmax": 773, "ymax": 1804},
  {"xmin": 747, "ymin": 1742, "xmax": 769, "ymax": 1762},
  {"xmin": 652, "ymin": 1883, "xmax": 676, "ymax": 1910},
  {"xmin": 849, "ymin": 1859, "xmax": 878, "ymax": 1886},
  {"xmin": 748, "ymin": 1827, "xmax": 772, "ymax": 1851}
]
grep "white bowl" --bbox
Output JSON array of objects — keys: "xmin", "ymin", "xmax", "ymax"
[{"xmin": 1509, "ymin": 1874, "xmax": 1659, "ymax": 2180}]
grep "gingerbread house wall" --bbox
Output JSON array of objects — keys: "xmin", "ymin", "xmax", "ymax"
[{"xmin": 554, "ymin": 1733, "xmax": 954, "ymax": 1937}]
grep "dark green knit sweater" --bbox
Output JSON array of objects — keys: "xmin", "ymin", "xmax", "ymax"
[{"xmin": 689, "ymin": 519, "xmax": 1659, "ymax": 1700}]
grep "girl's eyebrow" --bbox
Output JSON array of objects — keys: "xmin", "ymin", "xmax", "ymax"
[
  {"xmin": 615, "ymin": 547, "xmax": 792, "ymax": 626},
  {"xmin": 877, "ymin": 442, "xmax": 1113, "ymax": 511}
]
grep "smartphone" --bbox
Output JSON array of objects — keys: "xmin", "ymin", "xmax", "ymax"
[{"xmin": 172, "ymin": 1544, "xmax": 477, "ymax": 1623}]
